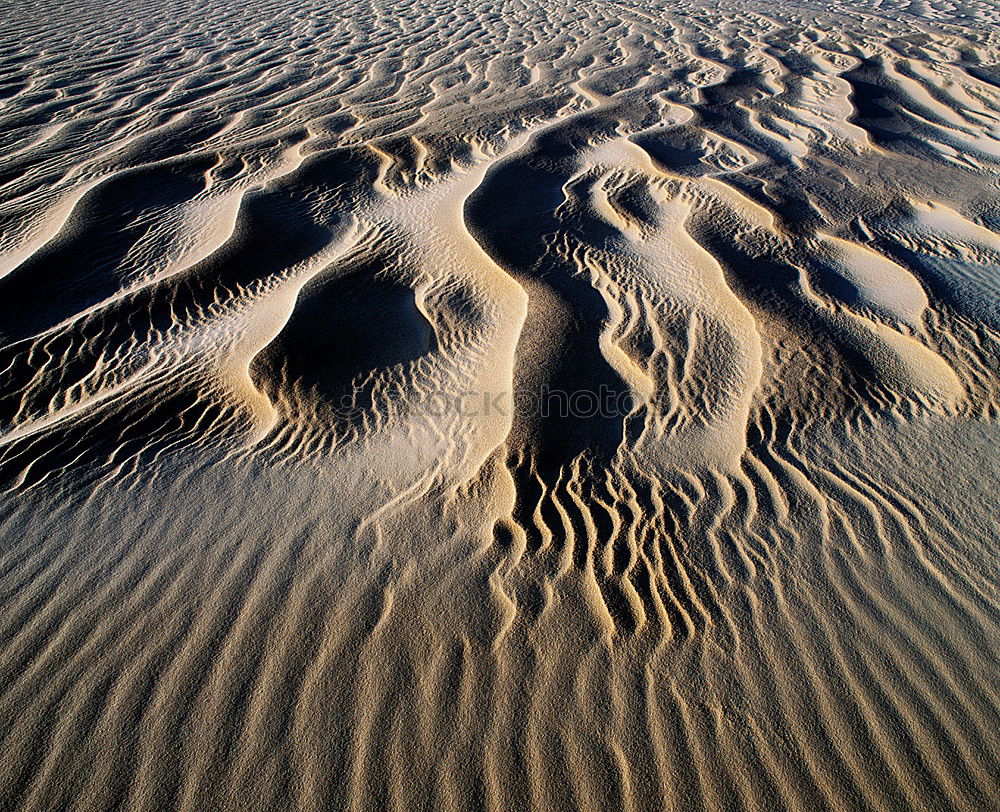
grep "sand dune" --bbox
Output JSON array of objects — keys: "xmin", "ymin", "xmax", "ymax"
[{"xmin": 1, "ymin": 0, "xmax": 999, "ymax": 808}]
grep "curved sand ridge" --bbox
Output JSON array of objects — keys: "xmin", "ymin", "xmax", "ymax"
[{"xmin": 1, "ymin": 0, "xmax": 999, "ymax": 809}]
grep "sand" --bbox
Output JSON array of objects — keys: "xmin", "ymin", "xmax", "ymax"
[{"xmin": 1, "ymin": 0, "xmax": 999, "ymax": 808}]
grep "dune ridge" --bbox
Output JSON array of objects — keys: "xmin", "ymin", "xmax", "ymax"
[{"xmin": 1, "ymin": 0, "xmax": 999, "ymax": 809}]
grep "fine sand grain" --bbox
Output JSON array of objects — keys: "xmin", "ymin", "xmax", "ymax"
[{"xmin": 1, "ymin": 0, "xmax": 999, "ymax": 809}]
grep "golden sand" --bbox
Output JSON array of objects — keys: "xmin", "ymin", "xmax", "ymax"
[{"xmin": 1, "ymin": 0, "xmax": 999, "ymax": 808}]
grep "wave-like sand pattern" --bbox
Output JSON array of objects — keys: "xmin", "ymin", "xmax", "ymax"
[{"xmin": 1, "ymin": 0, "xmax": 999, "ymax": 808}]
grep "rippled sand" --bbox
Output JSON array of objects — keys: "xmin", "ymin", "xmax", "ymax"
[{"xmin": 1, "ymin": 0, "xmax": 999, "ymax": 808}]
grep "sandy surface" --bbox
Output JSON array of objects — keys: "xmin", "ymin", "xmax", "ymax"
[{"xmin": 1, "ymin": 0, "xmax": 999, "ymax": 808}]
